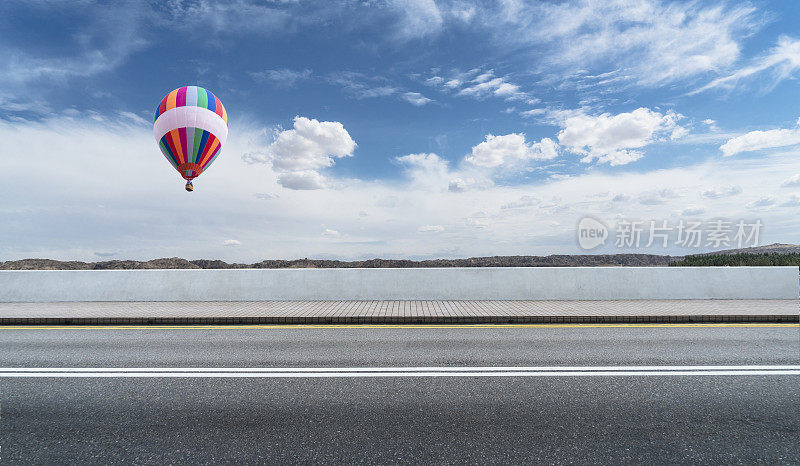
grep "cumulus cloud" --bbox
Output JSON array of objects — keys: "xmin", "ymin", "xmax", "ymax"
[
  {"xmin": 396, "ymin": 152, "xmax": 493, "ymax": 193},
  {"xmin": 702, "ymin": 185, "xmax": 742, "ymax": 199},
  {"xmin": 782, "ymin": 174, "xmax": 800, "ymax": 187},
  {"xmin": 466, "ymin": 133, "xmax": 558, "ymax": 168},
  {"xmin": 223, "ymin": 239, "xmax": 242, "ymax": 246},
  {"xmin": 556, "ymin": 108, "xmax": 685, "ymax": 165},
  {"xmin": 269, "ymin": 117, "xmax": 356, "ymax": 171},
  {"xmin": 322, "ymin": 229, "xmax": 340, "ymax": 237},
  {"xmin": 396, "ymin": 152, "xmax": 452, "ymax": 189},
  {"xmin": 720, "ymin": 117, "xmax": 800, "ymax": 157},
  {"xmin": 253, "ymin": 116, "xmax": 356, "ymax": 190},
  {"xmin": 277, "ymin": 171, "xmax": 329, "ymax": 190}
]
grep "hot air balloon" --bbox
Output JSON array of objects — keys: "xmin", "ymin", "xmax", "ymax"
[{"xmin": 153, "ymin": 86, "xmax": 228, "ymax": 191}]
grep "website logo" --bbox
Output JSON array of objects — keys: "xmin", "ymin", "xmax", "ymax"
[{"xmin": 577, "ymin": 216, "xmax": 609, "ymax": 250}]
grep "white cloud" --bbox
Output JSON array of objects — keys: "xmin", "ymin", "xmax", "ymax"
[
  {"xmin": 254, "ymin": 192, "xmax": 279, "ymax": 200},
  {"xmin": 467, "ymin": 134, "xmax": 527, "ymax": 168},
  {"xmin": 492, "ymin": 0, "xmax": 759, "ymax": 87},
  {"xmin": 681, "ymin": 206, "xmax": 706, "ymax": 216},
  {"xmin": 396, "ymin": 152, "xmax": 494, "ymax": 193},
  {"xmin": 720, "ymin": 117, "xmax": 800, "ymax": 157},
  {"xmin": 448, "ymin": 177, "xmax": 485, "ymax": 193},
  {"xmin": 117, "ymin": 111, "xmax": 150, "ymax": 127},
  {"xmin": 251, "ymin": 68, "xmax": 311, "ymax": 87},
  {"xmin": 322, "ymin": 229, "xmax": 340, "ymax": 237},
  {"xmin": 327, "ymin": 72, "xmax": 398, "ymax": 99},
  {"xmin": 425, "ymin": 76, "xmax": 444, "ymax": 86},
  {"xmin": 693, "ymin": 36, "xmax": 800, "ymax": 95},
  {"xmin": 746, "ymin": 196, "xmax": 776, "ymax": 209},
  {"xmin": 780, "ymin": 194, "xmax": 800, "ymax": 207},
  {"xmin": 0, "ymin": 2, "xmax": 149, "ymax": 87},
  {"xmin": 0, "ymin": 97, "xmax": 51, "ymax": 115},
  {"xmin": 465, "ymin": 211, "xmax": 489, "ymax": 228},
  {"xmin": 473, "ymin": 71, "xmax": 493, "ymax": 83},
  {"xmin": 459, "ymin": 78, "xmax": 520, "ymax": 99},
  {"xmin": 424, "ymin": 68, "xmax": 528, "ymax": 101},
  {"xmin": 165, "ymin": 0, "xmax": 295, "ymax": 35},
  {"xmin": 389, "ymin": 0, "xmax": 444, "ymax": 40},
  {"xmin": 223, "ymin": 239, "xmax": 242, "ymax": 246},
  {"xmin": 4, "ymin": 113, "xmax": 800, "ymax": 261},
  {"xmin": 782, "ymin": 174, "xmax": 800, "ymax": 188},
  {"xmin": 255, "ymin": 116, "xmax": 356, "ymax": 190},
  {"xmin": 501, "ymin": 195, "xmax": 541, "ymax": 210},
  {"xmin": 466, "ymin": 133, "xmax": 558, "ymax": 168},
  {"xmin": 277, "ymin": 171, "xmax": 329, "ymax": 190},
  {"xmin": 328, "ymin": 72, "xmax": 432, "ymax": 106},
  {"xmin": 702, "ymin": 185, "xmax": 742, "ymax": 199},
  {"xmin": 638, "ymin": 189, "xmax": 678, "ymax": 206},
  {"xmin": 520, "ymin": 108, "xmax": 546, "ymax": 118},
  {"xmin": 702, "ymin": 119, "xmax": 719, "ymax": 133},
  {"xmin": 396, "ymin": 153, "xmax": 452, "ymax": 190},
  {"xmin": 418, "ymin": 224, "xmax": 444, "ymax": 233},
  {"xmin": 269, "ymin": 117, "xmax": 355, "ymax": 170},
  {"xmin": 454, "ymin": 70, "xmax": 526, "ymax": 100},
  {"xmin": 401, "ymin": 92, "xmax": 433, "ymax": 106},
  {"xmin": 556, "ymin": 108, "xmax": 685, "ymax": 165}
]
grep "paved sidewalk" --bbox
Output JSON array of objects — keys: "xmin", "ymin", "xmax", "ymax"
[{"xmin": 0, "ymin": 300, "xmax": 796, "ymax": 324}]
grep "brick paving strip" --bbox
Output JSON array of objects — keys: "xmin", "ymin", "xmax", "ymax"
[{"xmin": 0, "ymin": 300, "xmax": 797, "ymax": 325}]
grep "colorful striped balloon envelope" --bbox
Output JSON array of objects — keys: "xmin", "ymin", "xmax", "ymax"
[{"xmin": 153, "ymin": 86, "xmax": 228, "ymax": 191}]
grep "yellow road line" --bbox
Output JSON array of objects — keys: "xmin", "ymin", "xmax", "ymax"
[{"xmin": 0, "ymin": 323, "xmax": 796, "ymax": 330}]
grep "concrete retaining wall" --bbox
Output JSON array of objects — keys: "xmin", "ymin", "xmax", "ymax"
[{"xmin": 0, "ymin": 267, "xmax": 797, "ymax": 302}]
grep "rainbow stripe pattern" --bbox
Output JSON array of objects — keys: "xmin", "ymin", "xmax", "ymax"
[{"xmin": 153, "ymin": 86, "xmax": 229, "ymax": 182}]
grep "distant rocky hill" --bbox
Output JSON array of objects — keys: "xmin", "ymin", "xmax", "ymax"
[
  {"xmin": 2, "ymin": 243, "xmax": 795, "ymax": 270},
  {"xmin": 691, "ymin": 243, "xmax": 800, "ymax": 256},
  {"xmin": 1, "ymin": 254, "xmax": 677, "ymax": 270}
]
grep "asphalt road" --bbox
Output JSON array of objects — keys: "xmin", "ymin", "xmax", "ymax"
[{"xmin": 1, "ymin": 324, "xmax": 799, "ymax": 464}]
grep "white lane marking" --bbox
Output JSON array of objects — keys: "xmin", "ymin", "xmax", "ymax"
[
  {"xmin": 2, "ymin": 365, "xmax": 799, "ymax": 372},
  {"xmin": 1, "ymin": 366, "xmax": 798, "ymax": 377}
]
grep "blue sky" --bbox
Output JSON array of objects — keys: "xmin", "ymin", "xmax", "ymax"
[{"xmin": 1, "ymin": 0, "xmax": 800, "ymax": 261}]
